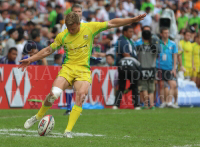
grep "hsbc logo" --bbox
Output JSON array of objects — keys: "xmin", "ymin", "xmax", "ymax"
[
  {"xmin": 5, "ymin": 68, "xmax": 31, "ymax": 107},
  {"xmin": 102, "ymin": 69, "xmax": 116, "ymax": 105}
]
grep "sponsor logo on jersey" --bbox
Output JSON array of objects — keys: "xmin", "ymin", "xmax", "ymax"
[{"xmin": 83, "ymin": 35, "xmax": 89, "ymax": 40}]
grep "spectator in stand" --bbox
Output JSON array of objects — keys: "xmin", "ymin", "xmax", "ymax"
[
  {"xmin": 22, "ymin": 21, "xmax": 36, "ymax": 39},
  {"xmin": 56, "ymin": 5, "xmax": 64, "ymax": 25},
  {"xmin": 194, "ymin": 0, "xmax": 200, "ymax": 11},
  {"xmin": 46, "ymin": 2, "xmax": 57, "ymax": 28},
  {"xmin": 151, "ymin": 13, "xmax": 160, "ymax": 35},
  {"xmin": 112, "ymin": 29, "xmax": 121, "ymax": 45},
  {"xmin": 30, "ymin": 29, "xmax": 43, "ymax": 52},
  {"xmin": 141, "ymin": 0, "xmax": 154, "ymax": 12},
  {"xmin": 179, "ymin": 30, "xmax": 193, "ymax": 79},
  {"xmin": 105, "ymin": 53, "xmax": 115, "ymax": 66},
  {"xmin": 4, "ymin": 28, "xmax": 19, "ymax": 56},
  {"xmin": 101, "ymin": 34, "xmax": 113, "ymax": 53},
  {"xmin": 40, "ymin": 27, "xmax": 51, "ymax": 47},
  {"xmin": 96, "ymin": 3, "xmax": 111, "ymax": 22},
  {"xmin": 15, "ymin": 28, "xmax": 26, "ymax": 65},
  {"xmin": 52, "ymin": 27, "xmax": 59, "ymax": 39},
  {"xmin": 156, "ymin": 27, "xmax": 178, "ymax": 108},
  {"xmin": 21, "ymin": 44, "xmax": 38, "ymax": 65},
  {"xmin": 123, "ymin": 0, "xmax": 135, "ymax": 17},
  {"xmin": 116, "ymin": 2, "xmax": 128, "ymax": 18},
  {"xmin": 177, "ymin": 8, "xmax": 188, "ymax": 32},
  {"xmin": 54, "ymin": 54, "xmax": 63, "ymax": 66},
  {"xmin": 0, "ymin": 10, "xmax": 10, "ymax": 23},
  {"xmin": 189, "ymin": 9, "xmax": 200, "ymax": 29},
  {"xmin": 140, "ymin": 7, "xmax": 152, "ymax": 27},
  {"xmin": 0, "ymin": 47, "xmax": 18, "ymax": 64},
  {"xmin": 23, "ymin": 30, "xmax": 47, "ymax": 65}
]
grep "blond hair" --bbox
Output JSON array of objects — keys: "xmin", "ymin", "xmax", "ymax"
[{"xmin": 65, "ymin": 12, "xmax": 80, "ymax": 26}]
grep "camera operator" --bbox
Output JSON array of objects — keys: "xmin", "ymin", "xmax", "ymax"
[
  {"xmin": 113, "ymin": 25, "xmax": 141, "ymax": 110},
  {"xmin": 135, "ymin": 26, "xmax": 160, "ymax": 109}
]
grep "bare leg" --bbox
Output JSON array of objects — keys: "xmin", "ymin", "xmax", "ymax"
[
  {"xmin": 164, "ymin": 87, "xmax": 169, "ymax": 103},
  {"xmin": 168, "ymin": 80, "xmax": 176, "ymax": 103},
  {"xmin": 140, "ymin": 92, "xmax": 144, "ymax": 104},
  {"xmin": 73, "ymin": 81, "xmax": 90, "ymax": 107},
  {"xmin": 142, "ymin": 91, "xmax": 149, "ymax": 107},
  {"xmin": 158, "ymin": 80, "xmax": 165, "ymax": 103},
  {"xmin": 149, "ymin": 93, "xmax": 154, "ymax": 107},
  {"xmin": 174, "ymin": 88, "xmax": 178, "ymax": 103}
]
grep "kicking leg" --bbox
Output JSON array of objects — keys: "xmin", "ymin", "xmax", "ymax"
[
  {"xmin": 64, "ymin": 81, "xmax": 90, "ymax": 137},
  {"xmin": 24, "ymin": 76, "xmax": 69, "ymax": 129}
]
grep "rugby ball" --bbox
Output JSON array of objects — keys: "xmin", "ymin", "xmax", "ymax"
[{"xmin": 38, "ymin": 115, "xmax": 55, "ymax": 136}]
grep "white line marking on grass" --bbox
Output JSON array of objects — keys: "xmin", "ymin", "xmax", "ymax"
[
  {"xmin": 0, "ymin": 128, "xmax": 105, "ymax": 137},
  {"xmin": 0, "ymin": 116, "xmax": 30, "ymax": 119},
  {"xmin": 173, "ymin": 144, "xmax": 200, "ymax": 147}
]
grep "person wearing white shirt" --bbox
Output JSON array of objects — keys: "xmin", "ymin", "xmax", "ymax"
[
  {"xmin": 123, "ymin": 0, "xmax": 134, "ymax": 15},
  {"xmin": 140, "ymin": 7, "xmax": 152, "ymax": 27},
  {"xmin": 96, "ymin": 4, "xmax": 110, "ymax": 22},
  {"xmin": 61, "ymin": 4, "xmax": 87, "ymax": 32},
  {"xmin": 116, "ymin": 2, "xmax": 128, "ymax": 18}
]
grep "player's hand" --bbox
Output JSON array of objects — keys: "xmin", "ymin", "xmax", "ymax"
[
  {"xmin": 171, "ymin": 69, "xmax": 176, "ymax": 77},
  {"xmin": 18, "ymin": 59, "xmax": 31, "ymax": 71},
  {"xmin": 132, "ymin": 14, "xmax": 146, "ymax": 23}
]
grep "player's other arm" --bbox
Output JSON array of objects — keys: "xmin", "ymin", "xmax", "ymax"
[
  {"xmin": 19, "ymin": 46, "xmax": 55, "ymax": 71},
  {"xmin": 107, "ymin": 14, "xmax": 146, "ymax": 29}
]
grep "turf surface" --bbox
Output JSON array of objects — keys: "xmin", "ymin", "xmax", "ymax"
[{"xmin": 0, "ymin": 108, "xmax": 200, "ymax": 147}]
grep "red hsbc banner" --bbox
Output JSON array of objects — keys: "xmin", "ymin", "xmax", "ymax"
[{"xmin": 0, "ymin": 65, "xmax": 134, "ymax": 109}]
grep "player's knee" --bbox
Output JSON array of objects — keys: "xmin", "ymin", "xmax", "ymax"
[
  {"xmin": 52, "ymin": 87, "xmax": 63, "ymax": 98},
  {"xmin": 47, "ymin": 87, "xmax": 63, "ymax": 104}
]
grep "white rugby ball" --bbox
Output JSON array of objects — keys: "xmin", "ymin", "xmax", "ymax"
[{"xmin": 38, "ymin": 115, "xmax": 55, "ymax": 136}]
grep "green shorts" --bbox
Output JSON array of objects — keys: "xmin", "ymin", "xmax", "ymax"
[{"xmin": 139, "ymin": 80, "xmax": 155, "ymax": 94}]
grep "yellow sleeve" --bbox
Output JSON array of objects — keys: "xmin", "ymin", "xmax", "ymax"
[
  {"xmin": 178, "ymin": 42, "xmax": 183, "ymax": 55},
  {"xmin": 86, "ymin": 22, "xmax": 108, "ymax": 36},
  {"xmin": 179, "ymin": 40, "xmax": 184, "ymax": 51},
  {"xmin": 50, "ymin": 33, "xmax": 63, "ymax": 50}
]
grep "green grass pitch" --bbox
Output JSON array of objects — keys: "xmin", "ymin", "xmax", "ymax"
[{"xmin": 0, "ymin": 108, "xmax": 200, "ymax": 147}]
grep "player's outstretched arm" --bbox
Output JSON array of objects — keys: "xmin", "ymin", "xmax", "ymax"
[
  {"xmin": 18, "ymin": 46, "xmax": 54, "ymax": 71},
  {"xmin": 107, "ymin": 14, "xmax": 146, "ymax": 29}
]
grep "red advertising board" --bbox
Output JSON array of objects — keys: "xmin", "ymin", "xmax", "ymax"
[{"xmin": 0, "ymin": 65, "xmax": 134, "ymax": 109}]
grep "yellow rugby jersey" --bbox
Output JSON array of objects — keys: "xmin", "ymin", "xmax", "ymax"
[
  {"xmin": 192, "ymin": 42, "xmax": 200, "ymax": 71},
  {"xmin": 50, "ymin": 21, "xmax": 108, "ymax": 68},
  {"xmin": 180, "ymin": 40, "xmax": 193, "ymax": 68}
]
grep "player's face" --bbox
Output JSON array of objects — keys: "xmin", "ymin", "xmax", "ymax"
[
  {"xmin": 161, "ymin": 30, "xmax": 169, "ymax": 40},
  {"xmin": 184, "ymin": 32, "xmax": 191, "ymax": 41},
  {"xmin": 72, "ymin": 7, "xmax": 82, "ymax": 20},
  {"xmin": 67, "ymin": 23, "xmax": 80, "ymax": 35}
]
